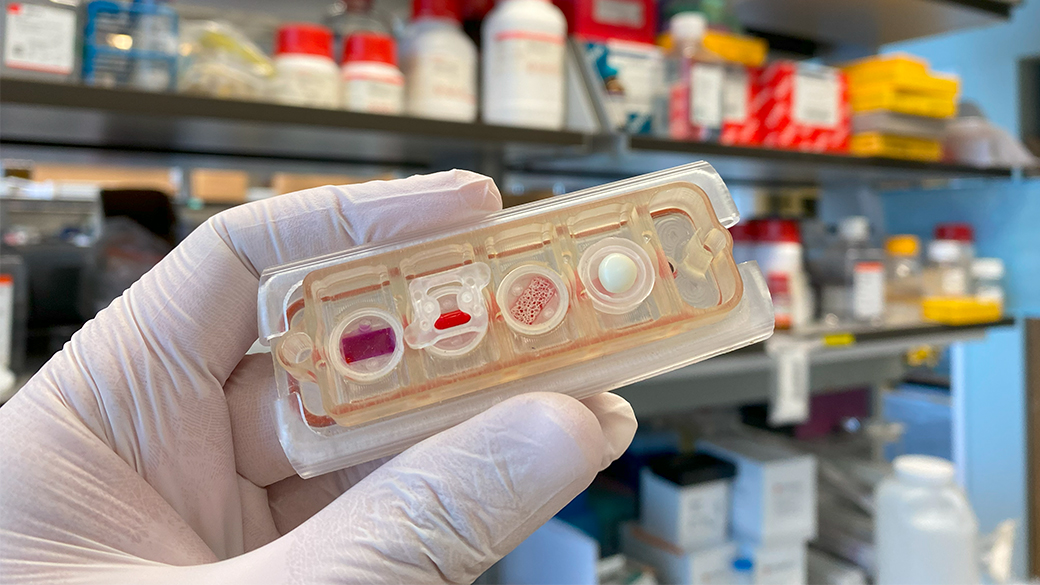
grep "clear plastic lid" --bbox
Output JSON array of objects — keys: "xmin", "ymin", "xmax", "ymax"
[{"xmin": 258, "ymin": 162, "xmax": 773, "ymax": 477}]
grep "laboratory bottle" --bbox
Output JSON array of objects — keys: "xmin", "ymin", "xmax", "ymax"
[
  {"xmin": 820, "ymin": 216, "xmax": 885, "ymax": 322},
  {"xmin": 885, "ymin": 235, "xmax": 922, "ymax": 323},
  {"xmin": 971, "ymin": 257, "xmax": 1004, "ymax": 308},
  {"xmin": 875, "ymin": 455, "xmax": 979, "ymax": 585},
  {"xmin": 130, "ymin": 0, "xmax": 178, "ymax": 91},
  {"xmin": 925, "ymin": 222, "xmax": 974, "ymax": 297},
  {"xmin": 401, "ymin": 0, "xmax": 478, "ymax": 122},
  {"xmin": 270, "ymin": 24, "xmax": 340, "ymax": 109},
  {"xmin": 658, "ymin": 12, "xmax": 723, "ymax": 141},
  {"xmin": 754, "ymin": 218, "xmax": 811, "ymax": 329},
  {"xmin": 340, "ymin": 32, "xmax": 404, "ymax": 114},
  {"xmin": 481, "ymin": 0, "xmax": 567, "ymax": 129}
]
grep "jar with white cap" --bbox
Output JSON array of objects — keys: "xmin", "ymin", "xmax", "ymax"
[
  {"xmin": 659, "ymin": 11, "xmax": 724, "ymax": 141},
  {"xmin": 401, "ymin": 0, "xmax": 478, "ymax": 122},
  {"xmin": 270, "ymin": 24, "xmax": 341, "ymax": 109},
  {"xmin": 925, "ymin": 222, "xmax": 975, "ymax": 297},
  {"xmin": 972, "ymin": 257, "xmax": 1004, "ymax": 308},
  {"xmin": 875, "ymin": 455, "xmax": 979, "ymax": 585},
  {"xmin": 340, "ymin": 32, "xmax": 404, "ymax": 114}
]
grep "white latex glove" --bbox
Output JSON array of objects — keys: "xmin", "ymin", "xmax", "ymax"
[{"xmin": 0, "ymin": 171, "xmax": 637, "ymax": 584}]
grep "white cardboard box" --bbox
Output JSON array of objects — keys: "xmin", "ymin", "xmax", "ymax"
[
  {"xmin": 639, "ymin": 453, "xmax": 736, "ymax": 550},
  {"xmin": 737, "ymin": 539, "xmax": 807, "ymax": 585},
  {"xmin": 698, "ymin": 436, "xmax": 817, "ymax": 543},
  {"xmin": 620, "ymin": 522, "xmax": 736, "ymax": 585}
]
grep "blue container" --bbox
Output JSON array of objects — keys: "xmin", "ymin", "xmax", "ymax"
[{"xmin": 82, "ymin": 0, "xmax": 178, "ymax": 91}]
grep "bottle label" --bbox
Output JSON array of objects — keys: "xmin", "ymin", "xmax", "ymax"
[
  {"xmin": 3, "ymin": 3, "xmax": 76, "ymax": 74},
  {"xmin": 272, "ymin": 67, "xmax": 340, "ymax": 109},
  {"xmin": 722, "ymin": 67, "xmax": 749, "ymax": 124},
  {"xmin": 689, "ymin": 62, "xmax": 723, "ymax": 128},
  {"xmin": 941, "ymin": 267, "xmax": 968, "ymax": 296},
  {"xmin": 489, "ymin": 30, "xmax": 564, "ymax": 112},
  {"xmin": 793, "ymin": 69, "xmax": 839, "ymax": 128},
  {"xmin": 852, "ymin": 261, "xmax": 885, "ymax": 320},
  {"xmin": 343, "ymin": 73, "xmax": 404, "ymax": 115},
  {"xmin": 592, "ymin": 0, "xmax": 645, "ymax": 27},
  {"xmin": 407, "ymin": 52, "xmax": 476, "ymax": 111}
]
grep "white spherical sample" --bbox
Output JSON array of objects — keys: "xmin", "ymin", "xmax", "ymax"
[{"xmin": 598, "ymin": 253, "xmax": 638, "ymax": 294}]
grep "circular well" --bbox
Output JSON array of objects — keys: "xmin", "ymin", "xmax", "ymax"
[
  {"xmin": 496, "ymin": 264, "xmax": 569, "ymax": 336},
  {"xmin": 327, "ymin": 308, "xmax": 404, "ymax": 382},
  {"xmin": 577, "ymin": 237, "xmax": 655, "ymax": 315}
]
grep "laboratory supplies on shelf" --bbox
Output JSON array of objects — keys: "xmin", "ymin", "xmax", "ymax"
[
  {"xmin": 270, "ymin": 23, "xmax": 340, "ymax": 109},
  {"xmin": 698, "ymin": 435, "xmax": 818, "ymax": 543},
  {"xmin": 875, "ymin": 455, "xmax": 979, "ymax": 585},
  {"xmin": 813, "ymin": 216, "xmax": 885, "ymax": 323},
  {"xmin": 339, "ymin": 32, "xmax": 404, "ymax": 114},
  {"xmin": 176, "ymin": 20, "xmax": 274, "ymax": 101},
  {"xmin": 752, "ymin": 218, "xmax": 812, "ymax": 329},
  {"xmin": 737, "ymin": 539, "xmax": 807, "ymax": 585},
  {"xmin": 850, "ymin": 110, "xmax": 947, "ymax": 141},
  {"xmin": 758, "ymin": 61, "xmax": 851, "ymax": 153},
  {"xmin": 720, "ymin": 63, "xmax": 760, "ymax": 147},
  {"xmin": 257, "ymin": 162, "xmax": 774, "ymax": 477},
  {"xmin": 921, "ymin": 296, "xmax": 1001, "ymax": 325},
  {"xmin": 1, "ymin": 0, "xmax": 80, "ymax": 82},
  {"xmin": 884, "ymin": 235, "xmax": 922, "ymax": 323},
  {"xmin": 401, "ymin": 0, "xmax": 478, "ymax": 122},
  {"xmin": 924, "ymin": 222, "xmax": 974, "ymax": 298},
  {"xmin": 481, "ymin": 0, "xmax": 567, "ymax": 129},
  {"xmin": 806, "ymin": 548, "xmax": 868, "ymax": 585},
  {"xmin": 850, "ymin": 133, "xmax": 942, "ymax": 161},
  {"xmin": 82, "ymin": 0, "xmax": 179, "ymax": 91},
  {"xmin": 660, "ymin": 12, "xmax": 723, "ymax": 142},
  {"xmin": 585, "ymin": 39, "xmax": 663, "ymax": 134},
  {"xmin": 555, "ymin": 0, "xmax": 656, "ymax": 43},
  {"xmin": 639, "ymin": 452, "xmax": 736, "ymax": 550}
]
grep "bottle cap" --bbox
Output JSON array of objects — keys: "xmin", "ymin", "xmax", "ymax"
[
  {"xmin": 893, "ymin": 455, "xmax": 955, "ymax": 486},
  {"xmin": 839, "ymin": 216, "xmax": 870, "ymax": 242},
  {"xmin": 755, "ymin": 218, "xmax": 800, "ymax": 243},
  {"xmin": 971, "ymin": 258, "xmax": 1004, "ymax": 280},
  {"xmin": 670, "ymin": 12, "xmax": 707, "ymax": 41},
  {"xmin": 733, "ymin": 558, "xmax": 754, "ymax": 572},
  {"xmin": 343, "ymin": 32, "xmax": 397, "ymax": 66},
  {"xmin": 728, "ymin": 222, "xmax": 757, "ymax": 242},
  {"xmin": 276, "ymin": 24, "xmax": 335, "ymax": 58},
  {"xmin": 934, "ymin": 222, "xmax": 974, "ymax": 242},
  {"xmin": 886, "ymin": 235, "xmax": 919, "ymax": 257},
  {"xmin": 414, "ymin": 0, "xmax": 461, "ymax": 20},
  {"xmin": 927, "ymin": 240, "xmax": 960, "ymax": 263}
]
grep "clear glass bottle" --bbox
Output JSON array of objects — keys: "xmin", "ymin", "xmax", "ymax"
[
  {"xmin": 130, "ymin": 0, "xmax": 179, "ymax": 91},
  {"xmin": 323, "ymin": 0, "xmax": 390, "ymax": 61},
  {"xmin": 924, "ymin": 222, "xmax": 975, "ymax": 298},
  {"xmin": 885, "ymin": 235, "xmax": 922, "ymax": 323},
  {"xmin": 818, "ymin": 216, "xmax": 886, "ymax": 323},
  {"xmin": 654, "ymin": 11, "xmax": 723, "ymax": 142},
  {"xmin": 972, "ymin": 257, "xmax": 1004, "ymax": 308}
]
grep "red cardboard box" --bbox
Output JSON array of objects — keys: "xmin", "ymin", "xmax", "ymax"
[
  {"xmin": 554, "ymin": 0, "xmax": 656, "ymax": 44},
  {"xmin": 757, "ymin": 61, "xmax": 851, "ymax": 153},
  {"xmin": 720, "ymin": 64, "xmax": 762, "ymax": 147}
]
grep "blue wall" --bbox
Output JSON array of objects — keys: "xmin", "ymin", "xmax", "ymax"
[{"xmin": 882, "ymin": 4, "xmax": 1039, "ymax": 576}]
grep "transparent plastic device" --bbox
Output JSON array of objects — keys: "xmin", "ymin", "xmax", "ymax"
[{"xmin": 258, "ymin": 162, "xmax": 774, "ymax": 477}]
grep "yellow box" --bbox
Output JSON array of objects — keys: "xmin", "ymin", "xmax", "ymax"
[
  {"xmin": 844, "ymin": 54, "xmax": 959, "ymax": 97},
  {"xmin": 922, "ymin": 297, "xmax": 1002, "ymax": 325},
  {"xmin": 851, "ymin": 132, "xmax": 942, "ymax": 161},
  {"xmin": 703, "ymin": 30, "xmax": 768, "ymax": 67},
  {"xmin": 849, "ymin": 86, "xmax": 957, "ymax": 118},
  {"xmin": 190, "ymin": 168, "xmax": 249, "ymax": 204}
]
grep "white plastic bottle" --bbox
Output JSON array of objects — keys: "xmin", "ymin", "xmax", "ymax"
[
  {"xmin": 270, "ymin": 24, "xmax": 341, "ymax": 109},
  {"xmin": 875, "ymin": 455, "xmax": 979, "ymax": 585},
  {"xmin": 481, "ymin": 0, "xmax": 567, "ymax": 129},
  {"xmin": 340, "ymin": 32, "xmax": 404, "ymax": 114},
  {"xmin": 401, "ymin": 0, "xmax": 478, "ymax": 122}
]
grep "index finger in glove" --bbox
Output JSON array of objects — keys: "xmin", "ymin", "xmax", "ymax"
[{"xmin": 136, "ymin": 170, "xmax": 501, "ymax": 384}]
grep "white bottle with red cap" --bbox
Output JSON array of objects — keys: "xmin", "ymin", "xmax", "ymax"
[
  {"xmin": 482, "ymin": 0, "xmax": 567, "ymax": 129},
  {"xmin": 340, "ymin": 32, "xmax": 405, "ymax": 114},
  {"xmin": 401, "ymin": 0, "xmax": 478, "ymax": 122},
  {"xmin": 271, "ymin": 24, "xmax": 341, "ymax": 109}
]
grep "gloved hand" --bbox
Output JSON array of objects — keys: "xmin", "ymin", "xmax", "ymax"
[{"xmin": 0, "ymin": 170, "xmax": 637, "ymax": 584}]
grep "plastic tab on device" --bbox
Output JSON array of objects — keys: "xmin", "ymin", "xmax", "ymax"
[{"xmin": 258, "ymin": 161, "xmax": 775, "ymax": 477}]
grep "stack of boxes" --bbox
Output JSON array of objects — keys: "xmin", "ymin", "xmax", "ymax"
[
  {"xmin": 755, "ymin": 62, "xmax": 852, "ymax": 154},
  {"xmin": 623, "ymin": 437, "xmax": 818, "ymax": 584},
  {"xmin": 843, "ymin": 54, "xmax": 960, "ymax": 161}
]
